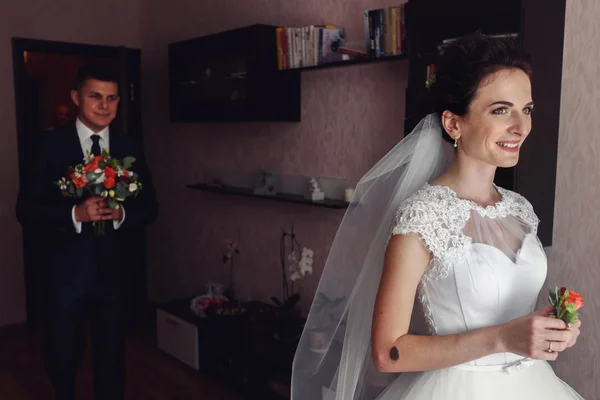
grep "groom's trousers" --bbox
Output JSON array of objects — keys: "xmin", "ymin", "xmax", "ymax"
[{"xmin": 42, "ymin": 251, "xmax": 127, "ymax": 400}]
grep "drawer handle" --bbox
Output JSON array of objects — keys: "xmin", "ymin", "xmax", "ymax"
[{"xmin": 165, "ymin": 317, "xmax": 180, "ymax": 328}]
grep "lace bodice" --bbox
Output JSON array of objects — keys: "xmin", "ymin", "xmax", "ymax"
[
  {"xmin": 391, "ymin": 183, "xmax": 539, "ymax": 281},
  {"xmin": 390, "ymin": 184, "xmax": 546, "ymax": 345}
]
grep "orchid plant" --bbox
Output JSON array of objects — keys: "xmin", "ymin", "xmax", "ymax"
[{"xmin": 272, "ymin": 224, "xmax": 313, "ymax": 312}]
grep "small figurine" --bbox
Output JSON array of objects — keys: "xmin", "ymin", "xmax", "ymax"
[
  {"xmin": 306, "ymin": 177, "xmax": 325, "ymax": 201},
  {"xmin": 253, "ymin": 171, "xmax": 277, "ymax": 196}
]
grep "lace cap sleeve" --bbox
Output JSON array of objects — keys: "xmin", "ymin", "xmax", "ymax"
[
  {"xmin": 389, "ymin": 186, "xmax": 471, "ymax": 280},
  {"xmin": 392, "ymin": 198, "xmax": 442, "ymax": 256}
]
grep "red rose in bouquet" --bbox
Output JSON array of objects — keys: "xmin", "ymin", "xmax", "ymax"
[
  {"xmin": 55, "ymin": 149, "xmax": 142, "ymax": 235},
  {"xmin": 548, "ymin": 286, "xmax": 584, "ymax": 324}
]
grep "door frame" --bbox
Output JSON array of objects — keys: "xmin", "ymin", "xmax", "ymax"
[{"xmin": 12, "ymin": 38, "xmax": 146, "ymax": 330}]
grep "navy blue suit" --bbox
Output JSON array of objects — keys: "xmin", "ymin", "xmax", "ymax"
[{"xmin": 16, "ymin": 123, "xmax": 158, "ymax": 399}]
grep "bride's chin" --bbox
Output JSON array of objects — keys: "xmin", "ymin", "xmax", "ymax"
[{"xmin": 496, "ymin": 157, "xmax": 519, "ymax": 168}]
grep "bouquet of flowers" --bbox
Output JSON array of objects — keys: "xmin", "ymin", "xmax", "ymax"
[
  {"xmin": 55, "ymin": 149, "xmax": 142, "ymax": 235},
  {"xmin": 548, "ymin": 286, "xmax": 584, "ymax": 324}
]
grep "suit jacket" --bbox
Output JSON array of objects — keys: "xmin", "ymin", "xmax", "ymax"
[{"xmin": 16, "ymin": 123, "xmax": 159, "ymax": 287}]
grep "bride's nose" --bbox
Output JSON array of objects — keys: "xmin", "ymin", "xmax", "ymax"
[{"xmin": 508, "ymin": 112, "xmax": 528, "ymax": 136}]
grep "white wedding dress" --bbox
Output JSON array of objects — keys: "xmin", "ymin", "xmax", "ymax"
[{"xmin": 371, "ymin": 183, "xmax": 584, "ymax": 399}]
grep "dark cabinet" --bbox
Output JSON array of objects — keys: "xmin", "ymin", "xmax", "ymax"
[{"xmin": 169, "ymin": 24, "xmax": 301, "ymax": 122}]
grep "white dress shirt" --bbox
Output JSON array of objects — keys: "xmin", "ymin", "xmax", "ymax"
[{"xmin": 71, "ymin": 118, "xmax": 126, "ymax": 233}]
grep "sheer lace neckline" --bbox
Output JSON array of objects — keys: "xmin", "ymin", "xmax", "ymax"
[{"xmin": 424, "ymin": 182, "xmax": 507, "ymax": 214}]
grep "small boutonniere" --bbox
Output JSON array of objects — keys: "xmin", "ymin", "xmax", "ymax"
[{"xmin": 548, "ymin": 286, "xmax": 584, "ymax": 324}]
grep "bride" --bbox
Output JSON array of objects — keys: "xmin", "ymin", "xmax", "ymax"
[{"xmin": 291, "ymin": 33, "xmax": 584, "ymax": 399}]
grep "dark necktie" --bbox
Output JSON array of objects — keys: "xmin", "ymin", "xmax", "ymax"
[{"xmin": 91, "ymin": 134, "xmax": 101, "ymax": 157}]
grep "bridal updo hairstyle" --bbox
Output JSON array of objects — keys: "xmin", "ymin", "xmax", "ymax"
[{"xmin": 428, "ymin": 32, "xmax": 533, "ymax": 141}]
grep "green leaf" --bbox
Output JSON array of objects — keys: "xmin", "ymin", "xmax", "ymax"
[
  {"xmin": 107, "ymin": 198, "xmax": 118, "ymax": 209},
  {"xmin": 94, "ymin": 185, "xmax": 102, "ymax": 196},
  {"xmin": 76, "ymin": 187, "xmax": 83, "ymax": 197},
  {"xmin": 122, "ymin": 157, "xmax": 136, "ymax": 170},
  {"xmin": 116, "ymin": 186, "xmax": 128, "ymax": 199}
]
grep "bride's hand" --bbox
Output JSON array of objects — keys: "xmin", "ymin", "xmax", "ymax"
[
  {"xmin": 498, "ymin": 305, "xmax": 574, "ymax": 360},
  {"xmin": 566, "ymin": 320, "xmax": 582, "ymax": 348}
]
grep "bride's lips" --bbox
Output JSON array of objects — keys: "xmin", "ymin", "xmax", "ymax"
[{"xmin": 496, "ymin": 140, "xmax": 520, "ymax": 153}]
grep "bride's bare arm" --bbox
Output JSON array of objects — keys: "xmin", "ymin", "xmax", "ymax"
[{"xmin": 371, "ymin": 233, "xmax": 570, "ymax": 373}]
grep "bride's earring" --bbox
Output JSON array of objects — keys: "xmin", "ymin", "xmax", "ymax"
[{"xmin": 453, "ymin": 138, "xmax": 458, "ymax": 148}]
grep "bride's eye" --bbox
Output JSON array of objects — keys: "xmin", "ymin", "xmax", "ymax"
[
  {"xmin": 523, "ymin": 106, "xmax": 535, "ymax": 115},
  {"xmin": 492, "ymin": 107, "xmax": 508, "ymax": 115}
]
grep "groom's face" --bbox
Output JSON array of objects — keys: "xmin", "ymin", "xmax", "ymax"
[{"xmin": 71, "ymin": 78, "xmax": 120, "ymax": 133}]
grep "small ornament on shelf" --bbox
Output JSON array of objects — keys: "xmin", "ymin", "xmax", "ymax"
[
  {"xmin": 306, "ymin": 177, "xmax": 325, "ymax": 201},
  {"xmin": 253, "ymin": 170, "xmax": 278, "ymax": 196},
  {"xmin": 344, "ymin": 187, "xmax": 355, "ymax": 203}
]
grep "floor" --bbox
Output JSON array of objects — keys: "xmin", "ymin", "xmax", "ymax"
[{"xmin": 0, "ymin": 322, "xmax": 244, "ymax": 400}]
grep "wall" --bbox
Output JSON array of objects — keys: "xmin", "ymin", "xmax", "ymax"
[
  {"xmin": 140, "ymin": 0, "xmax": 599, "ymax": 396},
  {"xmin": 545, "ymin": 0, "xmax": 600, "ymax": 398},
  {"xmin": 139, "ymin": 0, "xmax": 408, "ymax": 313},
  {"xmin": 0, "ymin": 0, "xmax": 140, "ymax": 326}
]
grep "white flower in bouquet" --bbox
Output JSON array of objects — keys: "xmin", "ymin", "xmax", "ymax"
[
  {"xmin": 129, "ymin": 182, "xmax": 139, "ymax": 192},
  {"xmin": 95, "ymin": 172, "xmax": 106, "ymax": 184}
]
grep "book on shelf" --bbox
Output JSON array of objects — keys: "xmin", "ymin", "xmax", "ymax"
[
  {"xmin": 364, "ymin": 4, "xmax": 406, "ymax": 58},
  {"xmin": 275, "ymin": 25, "xmax": 349, "ymax": 70}
]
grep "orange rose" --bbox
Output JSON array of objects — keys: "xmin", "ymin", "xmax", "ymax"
[
  {"xmin": 560, "ymin": 287, "xmax": 584, "ymax": 310},
  {"xmin": 105, "ymin": 176, "xmax": 116, "ymax": 189}
]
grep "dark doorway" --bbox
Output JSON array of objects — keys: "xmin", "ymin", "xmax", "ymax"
[{"xmin": 12, "ymin": 38, "xmax": 147, "ymax": 332}]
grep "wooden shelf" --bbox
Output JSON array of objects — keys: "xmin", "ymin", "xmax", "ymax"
[
  {"xmin": 186, "ymin": 183, "xmax": 349, "ymax": 209},
  {"xmin": 280, "ymin": 54, "xmax": 408, "ymax": 72}
]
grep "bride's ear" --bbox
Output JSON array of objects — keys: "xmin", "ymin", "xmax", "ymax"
[{"xmin": 441, "ymin": 110, "xmax": 461, "ymax": 141}]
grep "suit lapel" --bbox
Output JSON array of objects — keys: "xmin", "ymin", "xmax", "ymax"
[
  {"xmin": 108, "ymin": 130, "xmax": 124, "ymax": 159},
  {"xmin": 65, "ymin": 123, "xmax": 85, "ymax": 166}
]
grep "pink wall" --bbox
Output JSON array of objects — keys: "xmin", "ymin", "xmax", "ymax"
[
  {"xmin": 139, "ymin": 0, "xmax": 408, "ymax": 313},
  {"xmin": 542, "ymin": 1, "xmax": 600, "ymax": 398},
  {"xmin": 0, "ymin": 0, "xmax": 140, "ymax": 326}
]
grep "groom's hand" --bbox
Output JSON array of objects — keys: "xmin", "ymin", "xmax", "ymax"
[
  {"xmin": 74, "ymin": 197, "xmax": 113, "ymax": 222},
  {"xmin": 110, "ymin": 206, "xmax": 124, "ymax": 222}
]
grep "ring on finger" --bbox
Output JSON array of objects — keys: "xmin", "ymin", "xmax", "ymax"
[{"xmin": 547, "ymin": 341, "xmax": 553, "ymax": 353}]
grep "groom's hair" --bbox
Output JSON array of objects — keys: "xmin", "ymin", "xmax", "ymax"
[{"xmin": 75, "ymin": 63, "xmax": 119, "ymax": 91}]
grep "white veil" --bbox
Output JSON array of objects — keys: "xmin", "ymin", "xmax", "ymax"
[{"xmin": 291, "ymin": 113, "xmax": 454, "ymax": 400}]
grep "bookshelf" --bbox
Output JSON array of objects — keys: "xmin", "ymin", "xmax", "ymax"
[
  {"xmin": 186, "ymin": 184, "xmax": 349, "ymax": 209},
  {"xmin": 280, "ymin": 53, "xmax": 408, "ymax": 72}
]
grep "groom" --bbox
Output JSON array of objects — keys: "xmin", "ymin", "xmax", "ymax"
[{"xmin": 16, "ymin": 63, "xmax": 158, "ymax": 399}]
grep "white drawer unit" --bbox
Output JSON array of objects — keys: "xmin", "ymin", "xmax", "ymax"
[{"xmin": 156, "ymin": 308, "xmax": 199, "ymax": 370}]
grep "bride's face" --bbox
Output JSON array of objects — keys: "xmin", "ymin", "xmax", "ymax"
[{"xmin": 453, "ymin": 68, "xmax": 534, "ymax": 168}]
